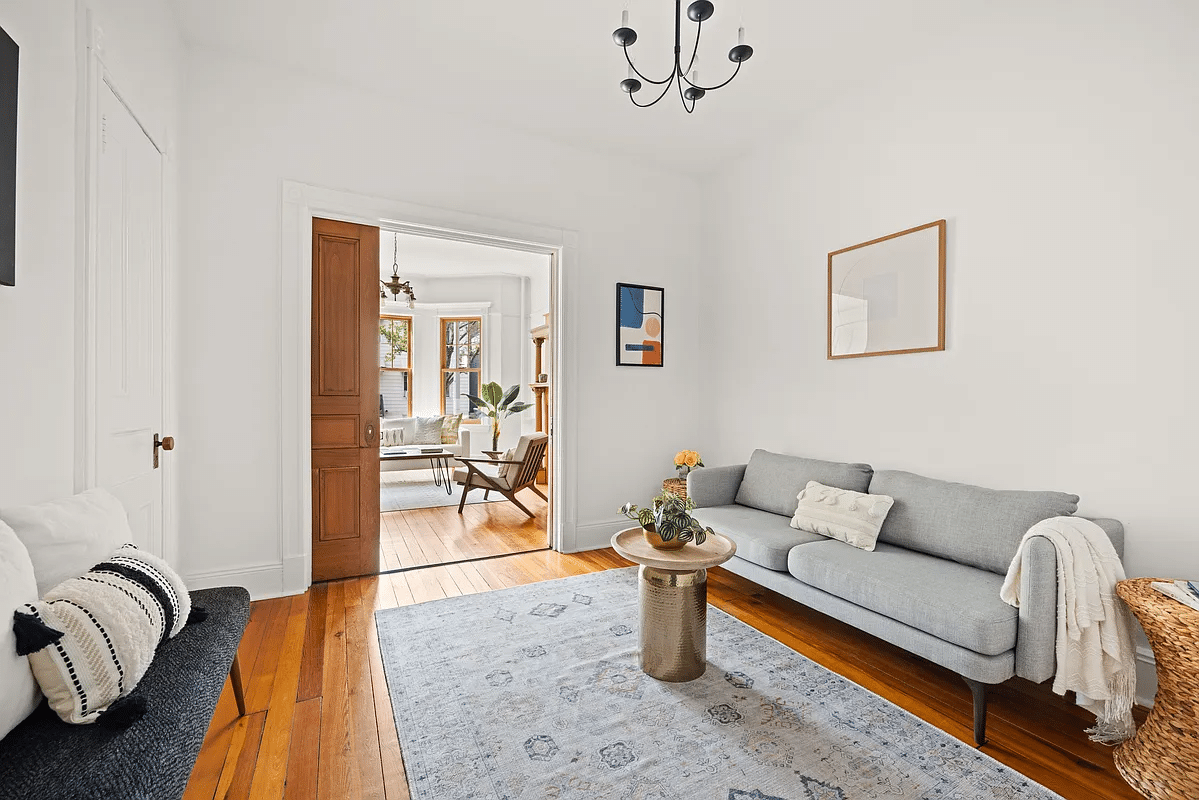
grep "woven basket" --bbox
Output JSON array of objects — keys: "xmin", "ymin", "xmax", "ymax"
[
  {"xmin": 662, "ymin": 477, "xmax": 687, "ymax": 501},
  {"xmin": 1112, "ymin": 577, "xmax": 1199, "ymax": 800}
]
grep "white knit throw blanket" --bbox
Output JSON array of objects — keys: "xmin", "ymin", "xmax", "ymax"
[{"xmin": 1000, "ymin": 516, "xmax": 1137, "ymax": 744}]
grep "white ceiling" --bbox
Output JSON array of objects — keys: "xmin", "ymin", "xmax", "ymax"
[
  {"xmin": 383, "ymin": 231, "xmax": 548, "ymax": 281},
  {"xmin": 170, "ymin": 0, "xmax": 974, "ymax": 175}
]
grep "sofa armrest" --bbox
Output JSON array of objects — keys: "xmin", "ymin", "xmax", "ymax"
[
  {"xmin": 458, "ymin": 427, "xmax": 471, "ymax": 454},
  {"xmin": 687, "ymin": 464, "xmax": 746, "ymax": 508},
  {"xmin": 1014, "ymin": 517, "xmax": 1125, "ymax": 683}
]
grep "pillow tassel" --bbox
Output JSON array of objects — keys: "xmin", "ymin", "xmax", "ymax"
[
  {"xmin": 187, "ymin": 606, "xmax": 208, "ymax": 625},
  {"xmin": 97, "ymin": 694, "xmax": 147, "ymax": 729},
  {"xmin": 13, "ymin": 610, "xmax": 64, "ymax": 656}
]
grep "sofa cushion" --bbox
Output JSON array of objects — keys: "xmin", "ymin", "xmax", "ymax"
[
  {"xmin": 691, "ymin": 505, "xmax": 825, "ymax": 571},
  {"xmin": 869, "ymin": 470, "xmax": 1080, "ymax": 574},
  {"xmin": 1, "ymin": 489, "xmax": 133, "ymax": 597},
  {"xmin": 788, "ymin": 541, "xmax": 1018, "ymax": 656},
  {"xmin": 734, "ymin": 449, "xmax": 873, "ymax": 517},
  {"xmin": 0, "ymin": 520, "xmax": 41, "ymax": 742}
]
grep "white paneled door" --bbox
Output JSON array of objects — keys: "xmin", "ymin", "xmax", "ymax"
[{"xmin": 93, "ymin": 80, "xmax": 166, "ymax": 556}]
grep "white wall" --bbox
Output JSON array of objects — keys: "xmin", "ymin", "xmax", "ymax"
[
  {"xmin": 701, "ymin": 2, "xmax": 1199, "ymax": 702},
  {"xmin": 0, "ymin": 0, "xmax": 182, "ymax": 514},
  {"xmin": 178, "ymin": 49, "xmax": 704, "ymax": 594}
]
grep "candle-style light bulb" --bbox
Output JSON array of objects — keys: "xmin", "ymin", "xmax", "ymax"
[
  {"xmin": 622, "ymin": 9, "xmax": 629, "ymax": 27},
  {"xmin": 738, "ymin": 26, "xmax": 746, "ymax": 45},
  {"xmin": 628, "ymin": 63, "xmax": 635, "ymax": 79}
]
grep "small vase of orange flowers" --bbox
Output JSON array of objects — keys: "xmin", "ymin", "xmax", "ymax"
[{"xmin": 674, "ymin": 450, "xmax": 704, "ymax": 478}]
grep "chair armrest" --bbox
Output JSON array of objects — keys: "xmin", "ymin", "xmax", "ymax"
[
  {"xmin": 458, "ymin": 456, "xmax": 522, "ymax": 466},
  {"xmin": 687, "ymin": 464, "xmax": 746, "ymax": 508}
]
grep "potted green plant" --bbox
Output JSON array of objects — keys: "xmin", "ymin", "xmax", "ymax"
[
  {"xmin": 463, "ymin": 382, "xmax": 533, "ymax": 451},
  {"xmin": 620, "ymin": 491, "xmax": 715, "ymax": 550}
]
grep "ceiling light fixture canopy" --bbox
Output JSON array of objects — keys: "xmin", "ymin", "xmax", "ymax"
[
  {"xmin": 614, "ymin": 0, "xmax": 753, "ymax": 113},
  {"xmin": 381, "ymin": 235, "xmax": 416, "ymax": 309}
]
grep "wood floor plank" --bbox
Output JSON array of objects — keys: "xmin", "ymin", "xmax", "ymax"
[
  {"xmin": 297, "ymin": 583, "xmax": 329, "ymax": 701},
  {"xmin": 283, "ymin": 698, "xmax": 322, "ymax": 800},
  {"xmin": 247, "ymin": 593, "xmax": 311, "ymax": 800},
  {"xmin": 346, "ymin": 579, "xmax": 387, "ymax": 800},
  {"xmin": 317, "ymin": 581, "xmax": 356, "ymax": 800},
  {"xmin": 214, "ymin": 710, "xmax": 267, "ymax": 800}
]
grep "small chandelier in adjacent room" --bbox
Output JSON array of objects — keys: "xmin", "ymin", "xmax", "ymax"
[
  {"xmin": 613, "ymin": 0, "xmax": 754, "ymax": 113},
  {"xmin": 381, "ymin": 234, "xmax": 416, "ymax": 309}
]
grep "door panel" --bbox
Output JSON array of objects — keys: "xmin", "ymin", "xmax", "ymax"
[
  {"xmin": 311, "ymin": 218, "xmax": 380, "ymax": 581},
  {"xmin": 95, "ymin": 81, "xmax": 165, "ymax": 555}
]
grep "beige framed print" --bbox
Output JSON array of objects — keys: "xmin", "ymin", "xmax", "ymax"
[{"xmin": 827, "ymin": 219, "xmax": 946, "ymax": 360}]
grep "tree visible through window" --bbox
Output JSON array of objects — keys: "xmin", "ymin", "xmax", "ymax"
[
  {"xmin": 379, "ymin": 315, "xmax": 412, "ymax": 418},
  {"xmin": 441, "ymin": 317, "xmax": 482, "ymax": 420}
]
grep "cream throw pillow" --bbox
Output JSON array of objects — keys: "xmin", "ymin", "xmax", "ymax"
[
  {"xmin": 381, "ymin": 427, "xmax": 404, "ymax": 447},
  {"xmin": 440, "ymin": 414, "xmax": 463, "ymax": 445},
  {"xmin": 412, "ymin": 416, "xmax": 444, "ymax": 445},
  {"xmin": 790, "ymin": 480, "xmax": 894, "ymax": 552}
]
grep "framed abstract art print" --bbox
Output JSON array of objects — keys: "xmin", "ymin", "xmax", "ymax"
[{"xmin": 616, "ymin": 283, "xmax": 664, "ymax": 367}]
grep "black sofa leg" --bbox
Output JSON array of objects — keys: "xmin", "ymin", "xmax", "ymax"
[{"xmin": 963, "ymin": 677, "xmax": 987, "ymax": 746}]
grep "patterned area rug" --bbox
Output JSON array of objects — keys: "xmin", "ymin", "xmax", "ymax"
[
  {"xmin": 381, "ymin": 473, "xmax": 503, "ymax": 512},
  {"xmin": 375, "ymin": 568, "xmax": 1060, "ymax": 800}
]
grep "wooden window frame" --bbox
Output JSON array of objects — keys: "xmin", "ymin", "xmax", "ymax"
[
  {"xmin": 379, "ymin": 314, "xmax": 413, "ymax": 418},
  {"xmin": 440, "ymin": 316, "xmax": 483, "ymax": 422}
]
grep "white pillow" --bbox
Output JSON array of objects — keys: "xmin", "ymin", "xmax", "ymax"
[
  {"xmin": 17, "ymin": 544, "xmax": 193, "ymax": 726},
  {"xmin": 0, "ymin": 520, "xmax": 42, "ymax": 740},
  {"xmin": 381, "ymin": 427, "xmax": 404, "ymax": 447},
  {"xmin": 0, "ymin": 488, "xmax": 134, "ymax": 596},
  {"xmin": 790, "ymin": 480, "xmax": 895, "ymax": 552},
  {"xmin": 412, "ymin": 416, "xmax": 444, "ymax": 445}
]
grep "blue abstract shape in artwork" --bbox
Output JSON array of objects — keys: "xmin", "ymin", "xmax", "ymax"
[{"xmin": 619, "ymin": 286, "xmax": 645, "ymax": 328}]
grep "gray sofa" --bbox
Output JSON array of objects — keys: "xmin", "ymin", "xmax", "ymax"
[{"xmin": 689, "ymin": 449, "xmax": 1124, "ymax": 746}]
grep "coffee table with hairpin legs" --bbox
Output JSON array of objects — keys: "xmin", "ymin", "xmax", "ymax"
[{"xmin": 611, "ymin": 527, "xmax": 737, "ymax": 683}]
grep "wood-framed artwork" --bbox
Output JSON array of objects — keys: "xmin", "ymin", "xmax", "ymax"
[
  {"xmin": 616, "ymin": 282, "xmax": 664, "ymax": 367},
  {"xmin": 827, "ymin": 219, "xmax": 946, "ymax": 360}
]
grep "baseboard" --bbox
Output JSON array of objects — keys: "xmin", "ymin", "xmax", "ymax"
[
  {"xmin": 566, "ymin": 518, "xmax": 628, "ymax": 552},
  {"xmin": 281, "ymin": 555, "xmax": 310, "ymax": 597},
  {"xmin": 1135, "ymin": 645, "xmax": 1157, "ymax": 708},
  {"xmin": 185, "ymin": 561, "xmax": 293, "ymax": 601}
]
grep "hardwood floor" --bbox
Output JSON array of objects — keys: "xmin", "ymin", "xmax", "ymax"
[
  {"xmin": 184, "ymin": 549, "xmax": 1143, "ymax": 800},
  {"xmin": 379, "ymin": 474, "xmax": 549, "ymax": 570}
]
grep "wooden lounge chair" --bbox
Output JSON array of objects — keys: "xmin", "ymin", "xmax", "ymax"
[{"xmin": 454, "ymin": 433, "xmax": 549, "ymax": 517}]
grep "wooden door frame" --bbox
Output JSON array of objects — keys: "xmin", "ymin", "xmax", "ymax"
[
  {"xmin": 73, "ymin": 10, "xmax": 178, "ymax": 563},
  {"xmin": 280, "ymin": 182, "xmax": 575, "ymax": 596}
]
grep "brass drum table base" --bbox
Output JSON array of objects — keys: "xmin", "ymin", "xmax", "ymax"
[
  {"xmin": 611, "ymin": 527, "xmax": 738, "ymax": 684},
  {"xmin": 639, "ymin": 567, "xmax": 707, "ymax": 681}
]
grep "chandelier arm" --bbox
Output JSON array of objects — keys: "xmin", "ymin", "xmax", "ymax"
[
  {"xmin": 629, "ymin": 74, "xmax": 678, "ymax": 108},
  {"xmin": 680, "ymin": 21, "xmax": 702, "ymax": 77},
  {"xmin": 681, "ymin": 59, "xmax": 742, "ymax": 92},
  {"xmin": 676, "ymin": 71, "xmax": 697, "ymax": 114},
  {"xmin": 623, "ymin": 46, "xmax": 675, "ymax": 86}
]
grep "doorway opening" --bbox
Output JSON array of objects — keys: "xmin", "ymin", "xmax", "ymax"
[{"xmin": 376, "ymin": 231, "xmax": 553, "ymax": 573}]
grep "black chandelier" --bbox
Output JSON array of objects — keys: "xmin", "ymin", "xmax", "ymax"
[{"xmin": 613, "ymin": 1, "xmax": 754, "ymax": 113}]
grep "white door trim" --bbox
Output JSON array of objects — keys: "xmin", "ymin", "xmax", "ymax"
[
  {"xmin": 73, "ymin": 7, "xmax": 177, "ymax": 563},
  {"xmin": 280, "ymin": 181, "xmax": 577, "ymax": 597}
]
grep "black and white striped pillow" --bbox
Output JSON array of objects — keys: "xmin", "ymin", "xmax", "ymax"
[{"xmin": 13, "ymin": 545, "xmax": 198, "ymax": 726}]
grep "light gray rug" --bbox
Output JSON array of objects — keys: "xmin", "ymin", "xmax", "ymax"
[
  {"xmin": 381, "ymin": 475, "xmax": 503, "ymax": 512},
  {"xmin": 375, "ymin": 568, "xmax": 1061, "ymax": 800}
]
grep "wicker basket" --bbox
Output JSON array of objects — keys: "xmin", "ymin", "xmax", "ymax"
[
  {"xmin": 662, "ymin": 477, "xmax": 688, "ymax": 501},
  {"xmin": 1112, "ymin": 577, "xmax": 1199, "ymax": 800}
]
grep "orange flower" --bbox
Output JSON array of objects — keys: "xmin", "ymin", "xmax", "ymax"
[{"xmin": 684, "ymin": 451, "xmax": 699, "ymax": 468}]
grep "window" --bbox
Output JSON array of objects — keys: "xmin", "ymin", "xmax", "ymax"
[
  {"xmin": 379, "ymin": 315, "xmax": 412, "ymax": 418},
  {"xmin": 440, "ymin": 317, "xmax": 482, "ymax": 421}
]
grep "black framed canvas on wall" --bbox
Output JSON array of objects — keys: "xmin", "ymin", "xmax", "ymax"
[
  {"xmin": 0, "ymin": 23, "xmax": 16, "ymax": 287},
  {"xmin": 616, "ymin": 283, "xmax": 664, "ymax": 367}
]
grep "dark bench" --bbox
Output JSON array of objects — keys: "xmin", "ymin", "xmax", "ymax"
[{"xmin": 0, "ymin": 586, "xmax": 251, "ymax": 800}]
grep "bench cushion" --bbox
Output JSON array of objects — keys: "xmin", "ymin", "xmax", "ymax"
[
  {"xmin": 0, "ymin": 586, "xmax": 250, "ymax": 800},
  {"xmin": 691, "ymin": 504, "xmax": 825, "ymax": 571},
  {"xmin": 734, "ymin": 449, "xmax": 873, "ymax": 517},
  {"xmin": 870, "ymin": 470, "xmax": 1080, "ymax": 574},
  {"xmin": 788, "ymin": 541, "xmax": 1018, "ymax": 656}
]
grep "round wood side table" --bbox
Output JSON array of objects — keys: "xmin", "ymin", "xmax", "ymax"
[
  {"xmin": 611, "ymin": 527, "xmax": 736, "ymax": 683},
  {"xmin": 1113, "ymin": 578, "xmax": 1199, "ymax": 800}
]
